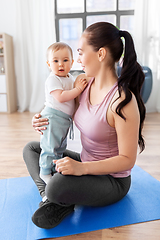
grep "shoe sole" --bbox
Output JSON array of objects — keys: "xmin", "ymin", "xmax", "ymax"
[{"xmin": 32, "ymin": 202, "xmax": 74, "ymax": 229}]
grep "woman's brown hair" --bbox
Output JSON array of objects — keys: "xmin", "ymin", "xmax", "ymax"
[{"xmin": 84, "ymin": 22, "xmax": 146, "ymax": 152}]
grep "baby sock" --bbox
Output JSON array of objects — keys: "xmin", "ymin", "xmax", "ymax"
[{"xmin": 40, "ymin": 173, "xmax": 52, "ymax": 184}]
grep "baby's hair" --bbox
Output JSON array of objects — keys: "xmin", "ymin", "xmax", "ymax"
[{"xmin": 47, "ymin": 42, "xmax": 73, "ymax": 60}]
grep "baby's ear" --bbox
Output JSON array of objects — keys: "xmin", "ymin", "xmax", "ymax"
[
  {"xmin": 46, "ymin": 60, "xmax": 50, "ymax": 67},
  {"xmin": 71, "ymin": 59, "xmax": 74, "ymax": 66}
]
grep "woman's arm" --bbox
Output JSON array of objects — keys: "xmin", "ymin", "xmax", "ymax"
[
  {"xmin": 83, "ymin": 93, "xmax": 140, "ymax": 175},
  {"xmin": 54, "ymin": 93, "xmax": 140, "ymax": 176}
]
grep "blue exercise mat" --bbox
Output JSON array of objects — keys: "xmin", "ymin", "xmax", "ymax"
[{"xmin": 0, "ymin": 165, "xmax": 160, "ymax": 240}]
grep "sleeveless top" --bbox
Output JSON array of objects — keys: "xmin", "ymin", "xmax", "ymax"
[{"xmin": 74, "ymin": 78, "xmax": 131, "ymax": 178}]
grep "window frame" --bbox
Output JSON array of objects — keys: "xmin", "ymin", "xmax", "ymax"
[{"xmin": 55, "ymin": 0, "xmax": 134, "ymax": 42}]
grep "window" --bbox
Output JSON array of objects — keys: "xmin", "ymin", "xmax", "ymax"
[{"xmin": 55, "ymin": 0, "xmax": 135, "ymax": 70}]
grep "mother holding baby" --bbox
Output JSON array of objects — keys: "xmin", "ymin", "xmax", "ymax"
[{"xmin": 23, "ymin": 22, "xmax": 145, "ymax": 229}]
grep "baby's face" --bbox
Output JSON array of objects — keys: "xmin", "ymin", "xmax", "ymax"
[{"xmin": 47, "ymin": 48, "xmax": 74, "ymax": 77}]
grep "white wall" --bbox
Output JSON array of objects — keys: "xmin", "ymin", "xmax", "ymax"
[
  {"xmin": 0, "ymin": 0, "xmax": 56, "ymax": 112},
  {"xmin": 0, "ymin": 0, "xmax": 16, "ymax": 37}
]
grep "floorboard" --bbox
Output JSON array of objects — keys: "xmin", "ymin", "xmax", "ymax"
[{"xmin": 0, "ymin": 111, "xmax": 160, "ymax": 240}]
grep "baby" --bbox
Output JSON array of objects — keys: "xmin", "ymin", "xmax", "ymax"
[{"xmin": 39, "ymin": 42, "xmax": 87, "ymax": 184}]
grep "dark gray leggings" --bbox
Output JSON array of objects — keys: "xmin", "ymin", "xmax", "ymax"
[{"xmin": 23, "ymin": 141, "xmax": 131, "ymax": 207}]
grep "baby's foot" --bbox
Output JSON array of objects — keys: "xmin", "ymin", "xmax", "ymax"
[{"xmin": 40, "ymin": 173, "xmax": 52, "ymax": 184}]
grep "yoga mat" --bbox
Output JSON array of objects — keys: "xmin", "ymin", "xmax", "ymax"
[{"xmin": 0, "ymin": 165, "xmax": 160, "ymax": 240}]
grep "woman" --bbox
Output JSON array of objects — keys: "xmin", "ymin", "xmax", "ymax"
[{"xmin": 23, "ymin": 22, "xmax": 146, "ymax": 229}]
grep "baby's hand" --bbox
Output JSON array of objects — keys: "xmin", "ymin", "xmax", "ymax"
[{"xmin": 75, "ymin": 78, "xmax": 88, "ymax": 92}]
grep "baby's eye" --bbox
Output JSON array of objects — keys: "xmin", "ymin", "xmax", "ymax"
[
  {"xmin": 64, "ymin": 59, "xmax": 68, "ymax": 62},
  {"xmin": 53, "ymin": 60, "xmax": 58, "ymax": 63}
]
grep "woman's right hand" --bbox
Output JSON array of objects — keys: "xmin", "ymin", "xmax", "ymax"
[{"xmin": 32, "ymin": 113, "xmax": 49, "ymax": 135}]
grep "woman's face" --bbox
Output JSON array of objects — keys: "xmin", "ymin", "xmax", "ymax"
[{"xmin": 77, "ymin": 35, "xmax": 100, "ymax": 77}]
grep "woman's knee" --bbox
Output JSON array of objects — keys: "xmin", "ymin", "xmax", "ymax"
[
  {"xmin": 23, "ymin": 141, "xmax": 40, "ymax": 156},
  {"xmin": 23, "ymin": 142, "xmax": 33, "ymax": 162},
  {"xmin": 23, "ymin": 141, "xmax": 34, "ymax": 153},
  {"xmin": 45, "ymin": 173, "xmax": 74, "ymax": 205}
]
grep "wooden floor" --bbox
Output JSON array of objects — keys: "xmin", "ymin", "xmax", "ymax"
[{"xmin": 0, "ymin": 111, "xmax": 160, "ymax": 240}]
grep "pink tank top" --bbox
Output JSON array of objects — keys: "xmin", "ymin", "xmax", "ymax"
[{"xmin": 74, "ymin": 78, "xmax": 131, "ymax": 178}]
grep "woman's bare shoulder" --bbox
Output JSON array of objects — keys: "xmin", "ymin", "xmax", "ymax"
[
  {"xmin": 111, "ymin": 90, "xmax": 140, "ymax": 120},
  {"xmin": 75, "ymin": 73, "xmax": 92, "ymax": 83}
]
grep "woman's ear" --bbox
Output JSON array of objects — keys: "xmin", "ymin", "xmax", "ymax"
[{"xmin": 98, "ymin": 48, "xmax": 107, "ymax": 62}]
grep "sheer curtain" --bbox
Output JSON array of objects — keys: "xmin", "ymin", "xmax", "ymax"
[
  {"xmin": 133, "ymin": 0, "xmax": 160, "ymax": 112},
  {"xmin": 15, "ymin": 0, "xmax": 56, "ymax": 112}
]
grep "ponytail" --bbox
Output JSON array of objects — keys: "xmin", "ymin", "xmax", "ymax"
[
  {"xmin": 84, "ymin": 22, "xmax": 146, "ymax": 152},
  {"xmin": 116, "ymin": 30, "xmax": 146, "ymax": 152}
]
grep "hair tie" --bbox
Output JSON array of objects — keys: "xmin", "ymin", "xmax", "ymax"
[{"xmin": 119, "ymin": 30, "xmax": 123, "ymax": 37}]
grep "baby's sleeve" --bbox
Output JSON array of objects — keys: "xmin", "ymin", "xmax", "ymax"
[{"xmin": 46, "ymin": 75, "xmax": 63, "ymax": 93}]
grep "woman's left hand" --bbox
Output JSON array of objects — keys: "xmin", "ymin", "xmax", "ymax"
[{"xmin": 53, "ymin": 157, "xmax": 85, "ymax": 176}]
